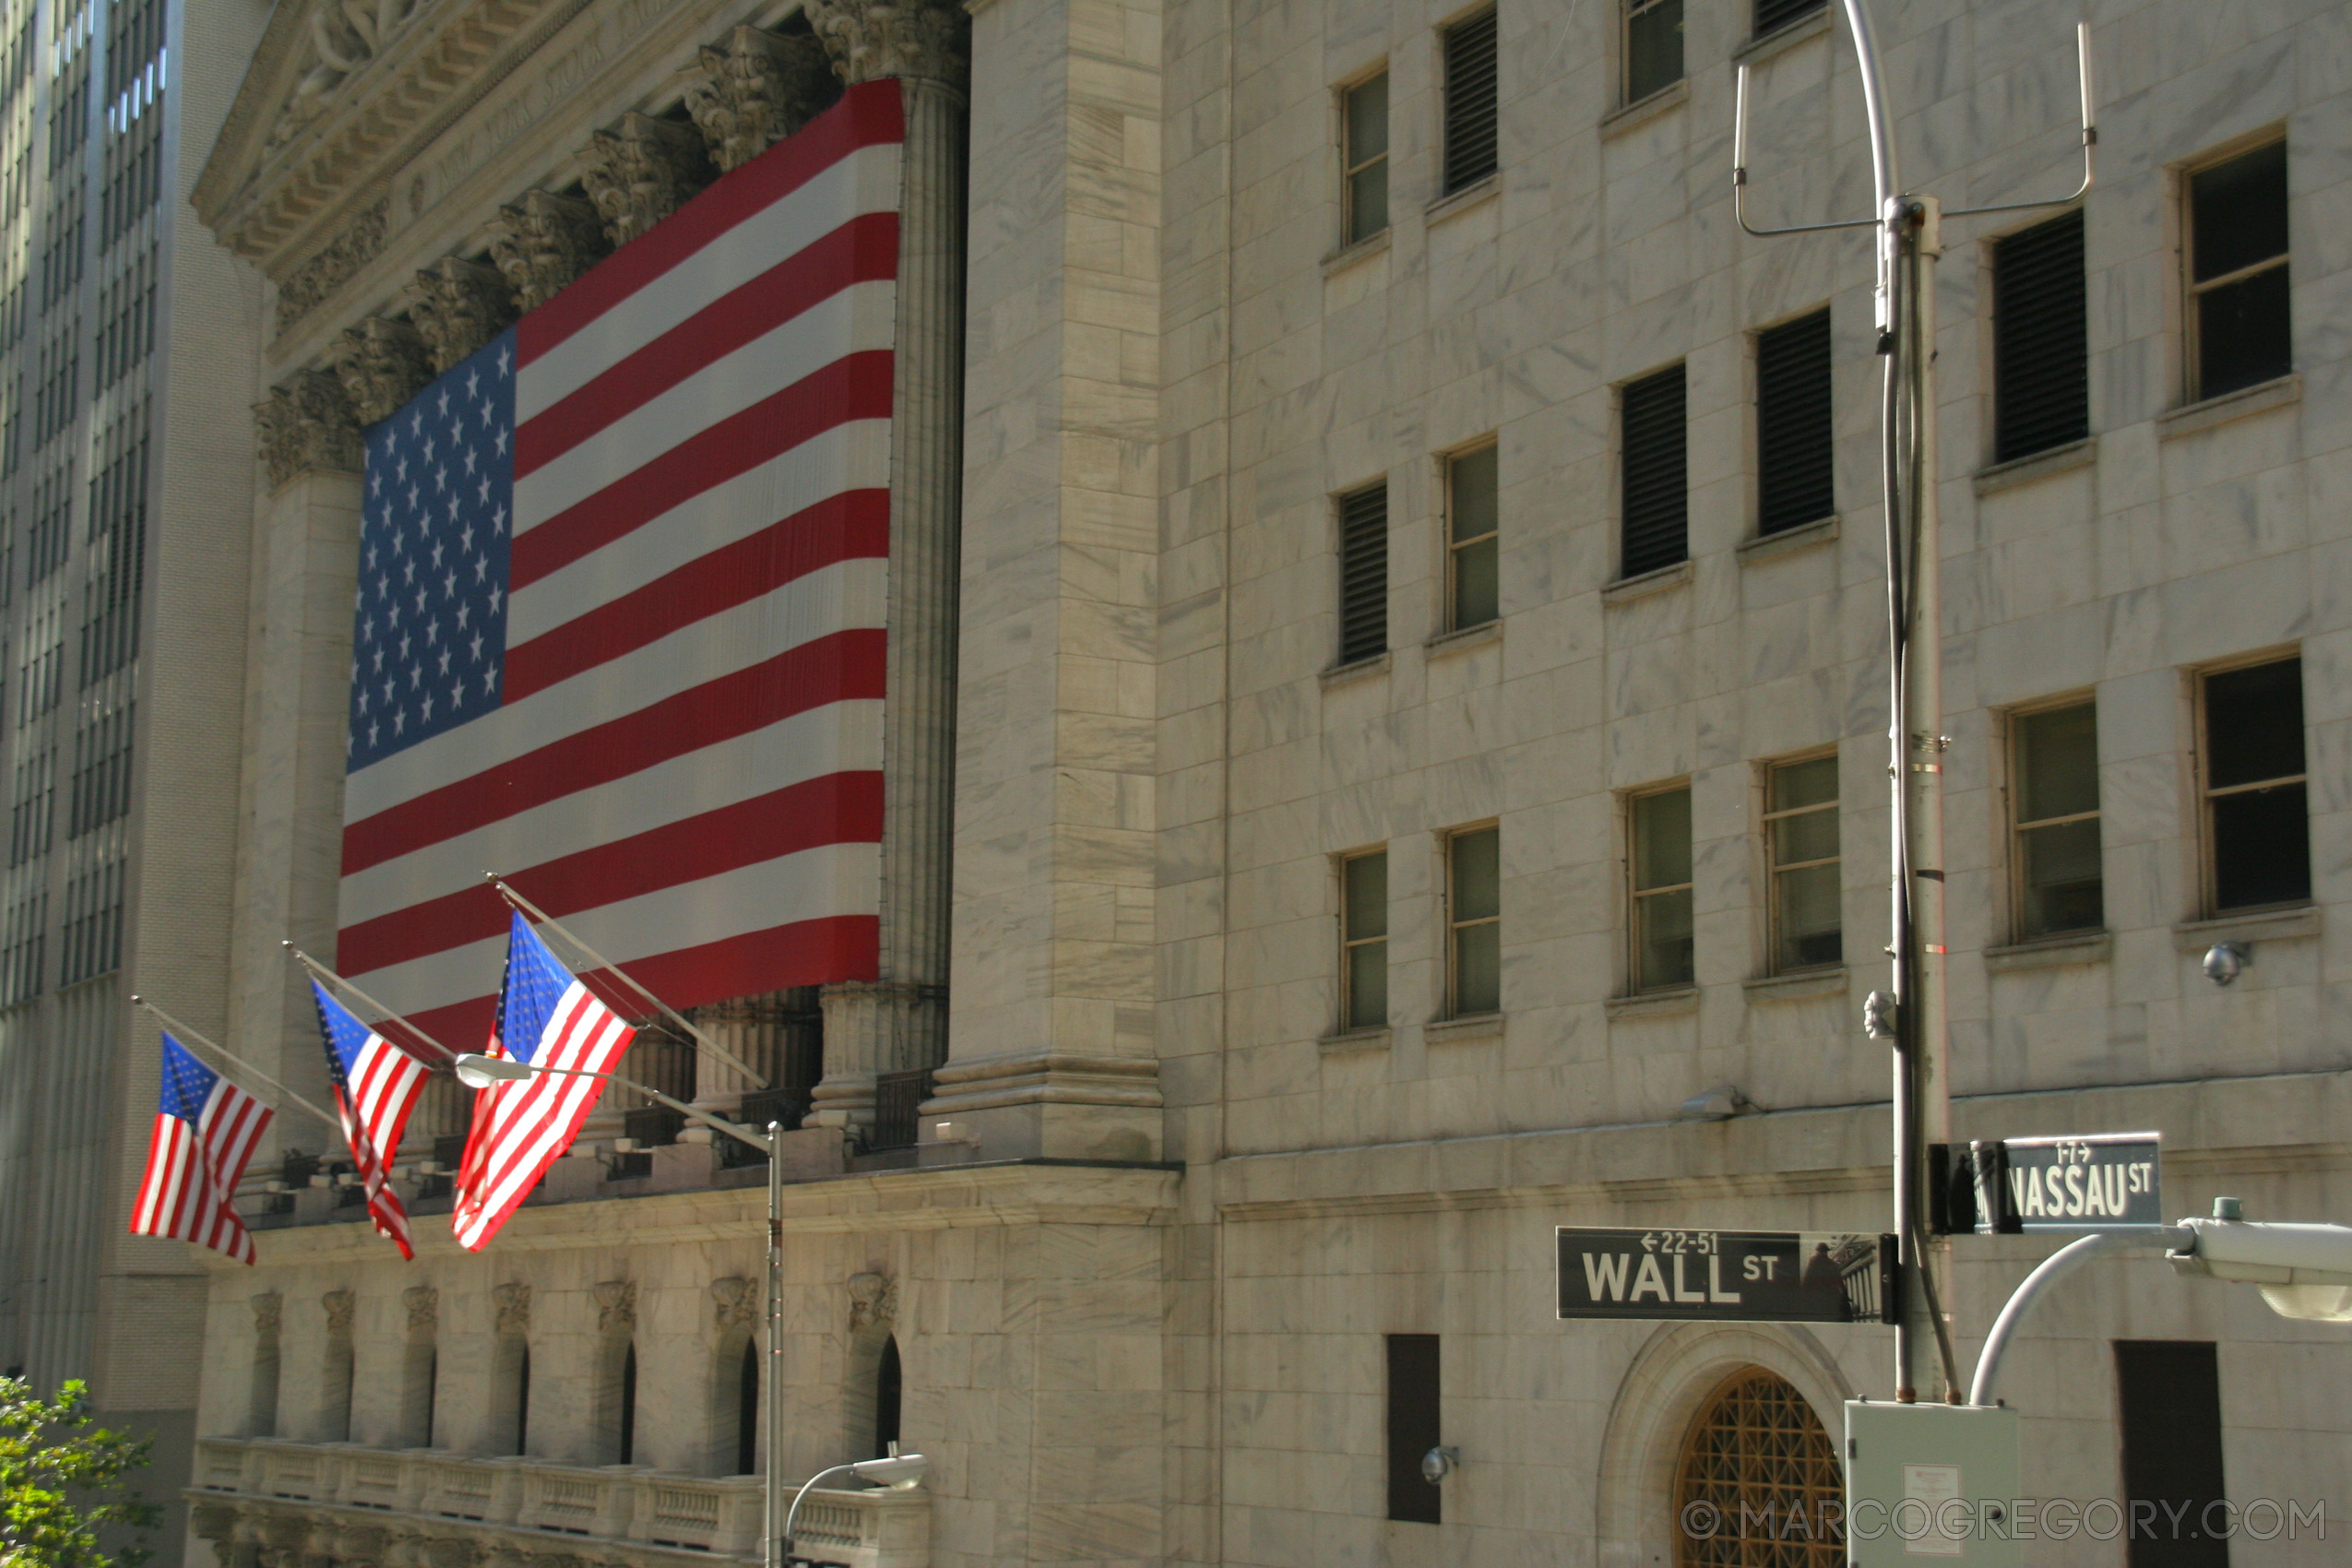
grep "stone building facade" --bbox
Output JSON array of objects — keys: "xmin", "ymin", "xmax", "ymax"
[{"xmin": 174, "ymin": 0, "xmax": 2351, "ymax": 1566}]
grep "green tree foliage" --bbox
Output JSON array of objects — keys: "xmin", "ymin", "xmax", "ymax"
[{"xmin": 0, "ymin": 1377, "xmax": 159, "ymax": 1568}]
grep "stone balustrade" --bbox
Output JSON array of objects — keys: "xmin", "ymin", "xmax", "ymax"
[{"xmin": 188, "ymin": 1438, "xmax": 928, "ymax": 1568}]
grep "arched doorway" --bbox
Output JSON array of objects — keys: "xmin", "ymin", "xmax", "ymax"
[{"xmin": 1672, "ymin": 1366, "xmax": 1844, "ymax": 1567}]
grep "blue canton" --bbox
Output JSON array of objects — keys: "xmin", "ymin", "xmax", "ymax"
[
  {"xmin": 349, "ymin": 327, "xmax": 517, "ymax": 771},
  {"xmin": 493, "ymin": 912, "xmax": 576, "ymax": 1064},
  {"xmin": 158, "ymin": 1033, "xmax": 219, "ymax": 1122}
]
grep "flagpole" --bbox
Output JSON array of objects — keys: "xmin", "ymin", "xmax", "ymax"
[
  {"xmin": 283, "ymin": 943, "xmax": 460, "ymax": 1064},
  {"xmin": 484, "ymin": 874, "xmax": 772, "ymax": 1089},
  {"xmin": 130, "ymin": 996, "xmax": 341, "ymax": 1132}
]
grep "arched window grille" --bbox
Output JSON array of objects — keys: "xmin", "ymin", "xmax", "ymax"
[{"xmin": 1673, "ymin": 1367, "xmax": 1844, "ymax": 1567}]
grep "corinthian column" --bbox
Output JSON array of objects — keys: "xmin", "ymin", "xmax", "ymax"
[{"xmin": 802, "ymin": 0, "xmax": 967, "ymax": 1135}]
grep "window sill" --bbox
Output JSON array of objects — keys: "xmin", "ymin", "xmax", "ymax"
[
  {"xmin": 1322, "ymin": 228, "xmax": 1392, "ymax": 277},
  {"xmin": 1600, "ymin": 79, "xmax": 1687, "ymax": 138},
  {"xmin": 1733, "ymin": 6, "xmax": 1832, "ymax": 66},
  {"xmin": 2158, "ymin": 374, "xmax": 2300, "ymax": 441},
  {"xmin": 1740, "ymin": 966, "xmax": 1847, "ymax": 1002},
  {"xmin": 1973, "ymin": 436, "xmax": 2096, "ymax": 497},
  {"xmin": 1601, "ymin": 558, "xmax": 1692, "ymax": 606},
  {"xmin": 1318, "ymin": 1027, "xmax": 1392, "ymax": 1054},
  {"xmin": 1984, "ymin": 929, "xmax": 2111, "ymax": 972},
  {"xmin": 1605, "ymin": 985, "xmax": 1698, "ymax": 1019},
  {"xmin": 2171, "ymin": 904, "xmax": 2319, "ymax": 953},
  {"xmin": 1321, "ymin": 650, "xmax": 1391, "ymax": 688},
  {"xmin": 1425, "ymin": 618, "xmax": 1503, "ymax": 658},
  {"xmin": 1426, "ymin": 173, "xmax": 1501, "ymax": 229},
  {"xmin": 1425, "ymin": 1011, "xmax": 1503, "ymax": 1045},
  {"xmin": 1737, "ymin": 514, "xmax": 1838, "ymax": 564}
]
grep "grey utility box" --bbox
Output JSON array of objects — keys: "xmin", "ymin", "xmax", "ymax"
[{"xmin": 1844, "ymin": 1400, "xmax": 2021, "ymax": 1567}]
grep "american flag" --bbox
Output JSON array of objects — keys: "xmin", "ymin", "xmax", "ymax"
[
  {"xmin": 129, "ymin": 1035, "xmax": 272, "ymax": 1265},
  {"xmin": 452, "ymin": 912, "xmax": 636, "ymax": 1250},
  {"xmin": 333, "ymin": 83, "xmax": 900, "ymax": 1045},
  {"xmin": 311, "ymin": 980, "xmax": 434, "ymax": 1258}
]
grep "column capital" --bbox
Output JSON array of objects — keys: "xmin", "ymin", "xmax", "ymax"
[
  {"xmin": 804, "ymin": 0, "xmax": 968, "ymax": 89},
  {"xmin": 683, "ymin": 27, "xmax": 837, "ymax": 172},
  {"xmin": 487, "ymin": 189, "xmax": 610, "ymax": 312},
  {"xmin": 579, "ymin": 113, "xmax": 713, "ymax": 247},
  {"xmin": 329, "ymin": 315, "xmax": 432, "ymax": 425},
  {"xmin": 255, "ymin": 370, "xmax": 362, "ymax": 490},
  {"xmin": 405, "ymin": 256, "xmax": 515, "ymax": 373}
]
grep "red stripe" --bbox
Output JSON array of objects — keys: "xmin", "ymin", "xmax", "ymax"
[
  {"xmin": 519, "ymin": 80, "xmax": 906, "ymax": 365},
  {"xmin": 510, "ymin": 349, "xmax": 895, "ymax": 591},
  {"xmin": 398, "ymin": 914, "xmax": 881, "ymax": 1048},
  {"xmin": 505, "ymin": 490, "xmax": 889, "ymax": 702},
  {"xmin": 341, "ymin": 626, "xmax": 886, "ymax": 875},
  {"xmin": 339, "ymin": 770, "xmax": 882, "ymax": 973},
  {"xmin": 516, "ymin": 211, "xmax": 899, "ymax": 479}
]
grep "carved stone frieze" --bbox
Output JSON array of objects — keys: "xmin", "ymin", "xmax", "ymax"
[
  {"xmin": 255, "ymin": 371, "xmax": 362, "ymax": 489},
  {"xmin": 275, "ymin": 196, "xmax": 388, "ymax": 333},
  {"xmin": 330, "ymin": 315, "xmax": 433, "ymax": 424},
  {"xmin": 592, "ymin": 1279, "xmax": 636, "ymax": 1336},
  {"xmin": 322, "ymin": 1288, "xmax": 356, "ymax": 1336},
  {"xmin": 577, "ymin": 113, "xmax": 712, "ymax": 248},
  {"xmin": 709, "ymin": 1277, "xmax": 755, "ymax": 1330},
  {"xmin": 847, "ymin": 1271, "xmax": 897, "ymax": 1331},
  {"xmin": 683, "ymin": 28, "xmax": 837, "ymax": 172},
  {"xmin": 486, "ymin": 190, "xmax": 611, "ymax": 311},
  {"xmin": 493, "ymin": 1282, "xmax": 530, "ymax": 1333},
  {"xmin": 402, "ymin": 1284, "xmax": 438, "ymax": 1334},
  {"xmin": 267, "ymin": 0, "xmax": 426, "ymax": 152},
  {"xmin": 406, "ymin": 257, "xmax": 516, "ymax": 373},
  {"xmin": 803, "ymin": 0, "xmax": 968, "ymax": 88}
]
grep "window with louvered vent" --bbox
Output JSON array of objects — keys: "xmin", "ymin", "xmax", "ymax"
[
  {"xmin": 1620, "ymin": 364, "xmax": 1687, "ymax": 578},
  {"xmin": 1991, "ymin": 209, "xmax": 2088, "ymax": 463},
  {"xmin": 2188, "ymin": 140, "xmax": 2290, "ymax": 402},
  {"xmin": 1752, "ymin": 0, "xmax": 1823, "ymax": 38},
  {"xmin": 2114, "ymin": 1342, "xmax": 2230, "ymax": 1568},
  {"xmin": 1441, "ymin": 9, "xmax": 1497, "ymax": 195},
  {"xmin": 1755, "ymin": 309, "xmax": 1832, "ymax": 535},
  {"xmin": 1336, "ymin": 482, "xmax": 1388, "ymax": 665}
]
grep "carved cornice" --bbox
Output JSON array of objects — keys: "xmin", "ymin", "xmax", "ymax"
[
  {"xmin": 709, "ymin": 1277, "xmax": 754, "ymax": 1330},
  {"xmin": 846, "ymin": 1271, "xmax": 896, "ymax": 1331},
  {"xmin": 255, "ymin": 373, "xmax": 364, "ymax": 489},
  {"xmin": 330, "ymin": 315, "xmax": 433, "ymax": 424},
  {"xmin": 486, "ymin": 189, "xmax": 609, "ymax": 311},
  {"xmin": 493, "ymin": 1282, "xmax": 531, "ymax": 1334},
  {"xmin": 803, "ymin": 0, "xmax": 968, "ymax": 88},
  {"xmin": 682, "ymin": 27, "xmax": 835, "ymax": 172},
  {"xmin": 402, "ymin": 1285, "xmax": 439, "ymax": 1335},
  {"xmin": 406, "ymin": 256, "xmax": 516, "ymax": 372},
  {"xmin": 322, "ymin": 1288, "xmax": 357, "ymax": 1336},
  {"xmin": 276, "ymin": 196, "xmax": 389, "ymax": 333},
  {"xmin": 592, "ymin": 1279, "xmax": 636, "ymax": 1336},
  {"xmin": 252, "ymin": 1291, "xmax": 284, "ymax": 1337},
  {"xmin": 578, "ymin": 113, "xmax": 711, "ymax": 247}
]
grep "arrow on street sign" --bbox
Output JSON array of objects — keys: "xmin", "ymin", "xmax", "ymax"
[
  {"xmin": 1556, "ymin": 1228, "xmax": 1897, "ymax": 1323},
  {"xmin": 1932, "ymin": 1132, "xmax": 2162, "ymax": 1234}
]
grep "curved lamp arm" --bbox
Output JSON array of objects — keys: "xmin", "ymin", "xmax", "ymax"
[
  {"xmin": 451, "ymin": 1053, "xmax": 771, "ymax": 1155},
  {"xmin": 781, "ymin": 1456, "xmax": 928, "ymax": 1560}
]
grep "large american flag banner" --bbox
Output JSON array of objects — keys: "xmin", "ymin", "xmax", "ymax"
[
  {"xmin": 334, "ymin": 83, "xmax": 900, "ymax": 1045},
  {"xmin": 129, "ymin": 1035, "xmax": 272, "ymax": 1265},
  {"xmin": 311, "ymin": 980, "xmax": 434, "ymax": 1258},
  {"xmin": 452, "ymin": 913, "xmax": 636, "ymax": 1249}
]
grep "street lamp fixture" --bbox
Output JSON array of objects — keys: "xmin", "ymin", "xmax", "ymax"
[{"xmin": 781, "ymin": 1453, "xmax": 930, "ymax": 1563}]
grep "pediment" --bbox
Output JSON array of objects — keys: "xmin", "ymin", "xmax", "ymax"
[{"xmin": 196, "ymin": 0, "xmax": 600, "ymax": 288}]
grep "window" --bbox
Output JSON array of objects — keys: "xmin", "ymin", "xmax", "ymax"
[
  {"xmin": 1336, "ymin": 482, "xmax": 1387, "ymax": 665},
  {"xmin": 1623, "ymin": 0, "xmax": 1681, "ymax": 104},
  {"xmin": 1620, "ymin": 363, "xmax": 1687, "ymax": 577},
  {"xmin": 1991, "ymin": 208, "xmax": 2089, "ymax": 462},
  {"xmin": 1440, "ymin": 8, "xmax": 1498, "ymax": 195},
  {"xmin": 1674, "ymin": 1369, "xmax": 1843, "ymax": 1568},
  {"xmin": 2188, "ymin": 140, "xmax": 2289, "ymax": 401},
  {"xmin": 2114, "ymin": 1342, "xmax": 2229, "ymax": 1568},
  {"xmin": 1446, "ymin": 826, "xmax": 1500, "ymax": 1016},
  {"xmin": 736, "ymin": 1339, "xmax": 760, "ymax": 1475},
  {"xmin": 1384, "ymin": 1334, "xmax": 1441, "ymax": 1525},
  {"xmin": 1445, "ymin": 445, "xmax": 1498, "ymax": 630},
  {"xmin": 2011, "ymin": 700, "xmax": 2102, "ymax": 939},
  {"xmin": 1754, "ymin": 309, "xmax": 1833, "ymax": 535},
  {"xmin": 2201, "ymin": 657, "xmax": 2308, "ymax": 912},
  {"xmin": 1630, "ymin": 786, "xmax": 1693, "ymax": 992},
  {"xmin": 1342, "ymin": 72, "xmax": 1389, "ymax": 245},
  {"xmin": 873, "ymin": 1336, "xmax": 902, "ymax": 1459},
  {"xmin": 618, "ymin": 1343, "xmax": 638, "ymax": 1466},
  {"xmin": 1765, "ymin": 754, "xmax": 1840, "ymax": 970},
  {"xmin": 1340, "ymin": 849, "xmax": 1388, "ymax": 1032},
  {"xmin": 1752, "ymin": 0, "xmax": 1823, "ymax": 38}
]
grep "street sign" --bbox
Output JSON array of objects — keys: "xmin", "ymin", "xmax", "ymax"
[
  {"xmin": 1933, "ymin": 1133, "xmax": 2162, "ymax": 1234},
  {"xmin": 1557, "ymin": 1228, "xmax": 1895, "ymax": 1323}
]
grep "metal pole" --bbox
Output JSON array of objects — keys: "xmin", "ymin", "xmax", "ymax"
[
  {"xmin": 1968, "ymin": 1229, "xmax": 2192, "ymax": 1408},
  {"xmin": 766, "ymin": 1121, "xmax": 785, "ymax": 1568}
]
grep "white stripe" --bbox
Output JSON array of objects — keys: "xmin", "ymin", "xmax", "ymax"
[
  {"xmin": 517, "ymin": 148, "xmax": 901, "ymax": 418},
  {"xmin": 505, "ymin": 419, "xmax": 889, "ymax": 642},
  {"xmin": 515, "ymin": 280, "xmax": 895, "ymax": 528},
  {"xmin": 347, "ymin": 841, "xmax": 881, "ymax": 1011},
  {"xmin": 469, "ymin": 1005, "xmax": 629, "ymax": 1226},
  {"xmin": 341, "ymin": 704, "xmax": 878, "ymax": 926},
  {"xmin": 345, "ymin": 556, "xmax": 885, "ymax": 815}
]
